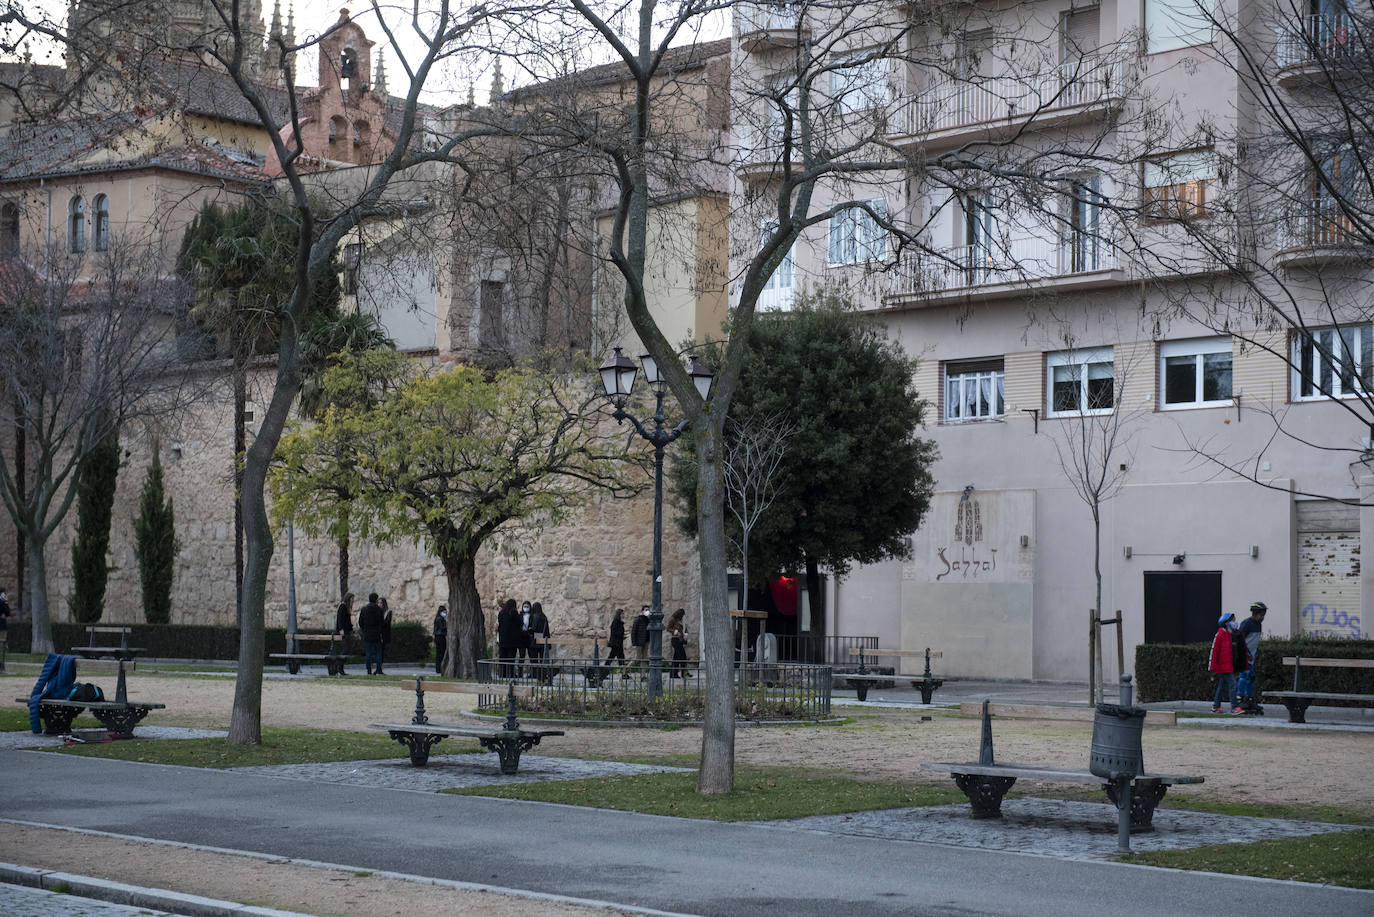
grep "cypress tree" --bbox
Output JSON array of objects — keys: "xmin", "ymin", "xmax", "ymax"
[
  {"xmin": 68, "ymin": 434, "xmax": 121, "ymax": 624},
  {"xmin": 134, "ymin": 454, "xmax": 177, "ymax": 624}
]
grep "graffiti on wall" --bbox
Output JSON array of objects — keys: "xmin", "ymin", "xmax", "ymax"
[
  {"xmin": 1301, "ymin": 602, "xmax": 1363, "ymax": 638},
  {"xmin": 936, "ymin": 489, "xmax": 997, "ymax": 580},
  {"xmin": 936, "ymin": 545, "xmax": 998, "ymax": 580}
]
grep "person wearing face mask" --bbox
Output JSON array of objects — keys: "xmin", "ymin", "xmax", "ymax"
[
  {"xmin": 433, "ymin": 604, "xmax": 449, "ymax": 674},
  {"xmin": 497, "ymin": 599, "xmax": 522, "ymax": 679},
  {"xmin": 516, "ymin": 601, "xmax": 535, "ymax": 677}
]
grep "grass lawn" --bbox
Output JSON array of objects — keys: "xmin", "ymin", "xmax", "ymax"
[
  {"xmin": 36, "ymin": 726, "xmax": 478, "ymax": 767},
  {"xmin": 1122, "ymin": 829, "xmax": 1374, "ymax": 888},
  {"xmin": 445, "ymin": 764, "xmax": 965, "ymax": 820}
]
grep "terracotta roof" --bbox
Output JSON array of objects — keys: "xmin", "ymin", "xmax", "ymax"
[{"xmin": 503, "ymin": 38, "xmax": 732, "ymax": 101}]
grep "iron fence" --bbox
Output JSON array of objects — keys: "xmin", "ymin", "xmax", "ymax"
[
  {"xmin": 474, "ymin": 657, "xmax": 832, "ymax": 720},
  {"xmin": 769, "ymin": 633, "xmax": 879, "ymax": 664}
]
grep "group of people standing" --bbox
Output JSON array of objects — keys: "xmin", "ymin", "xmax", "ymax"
[
  {"xmin": 334, "ymin": 592, "xmax": 394, "ymax": 675},
  {"xmin": 603, "ymin": 606, "xmax": 692, "ymax": 678},
  {"xmin": 496, "ymin": 599, "xmax": 551, "ymax": 678},
  {"xmin": 1209, "ymin": 601, "xmax": 1267, "ymax": 714}
]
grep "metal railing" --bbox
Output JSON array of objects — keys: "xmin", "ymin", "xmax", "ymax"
[
  {"xmin": 889, "ymin": 233, "xmax": 1118, "ymax": 296},
  {"xmin": 770, "ymin": 633, "xmax": 879, "ymax": 664},
  {"xmin": 889, "ymin": 60, "xmax": 1122, "ymax": 138},
  {"xmin": 1276, "ymin": 201, "xmax": 1368, "ymax": 250},
  {"xmin": 475, "ymin": 657, "xmax": 832, "ymax": 720},
  {"xmin": 1276, "ymin": 14, "xmax": 1361, "ymax": 69},
  {"xmin": 737, "ymin": 3, "xmax": 808, "ymax": 37}
]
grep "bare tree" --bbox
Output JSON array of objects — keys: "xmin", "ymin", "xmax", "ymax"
[
  {"xmin": 720, "ymin": 411, "xmax": 794, "ymax": 612},
  {"xmin": 0, "ymin": 236, "xmax": 188, "ymax": 652},
  {"xmin": 482, "ymin": 0, "xmax": 1155, "ymax": 791}
]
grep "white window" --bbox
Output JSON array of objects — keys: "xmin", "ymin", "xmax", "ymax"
[
  {"xmin": 1161, "ymin": 337, "xmax": 1232, "ymax": 408},
  {"xmin": 92, "ymin": 194, "xmax": 109, "ymax": 252},
  {"xmin": 945, "ymin": 359, "xmax": 1005, "ymax": 422},
  {"xmin": 759, "ymin": 220, "xmax": 795, "ymax": 311},
  {"xmin": 1294, "ymin": 324, "xmax": 1371, "ymax": 400},
  {"xmin": 68, "ymin": 196, "xmax": 85, "ymax": 254},
  {"xmin": 1143, "ymin": 150, "xmax": 1216, "ymax": 220},
  {"xmin": 1048, "ymin": 347, "xmax": 1114, "ymax": 415},
  {"xmin": 1067, "ymin": 175, "xmax": 1105, "ymax": 272},
  {"xmin": 827, "ymin": 199, "xmax": 888, "ymax": 266},
  {"xmin": 829, "ymin": 51, "xmax": 889, "ymax": 114},
  {"xmin": 1145, "ymin": 0, "xmax": 1215, "ymax": 54},
  {"xmin": 1, "ymin": 202, "xmax": 18, "ymax": 257}
]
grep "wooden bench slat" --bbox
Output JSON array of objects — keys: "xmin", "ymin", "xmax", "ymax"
[
  {"xmin": 400, "ymin": 680, "xmax": 537, "ymax": 697},
  {"xmin": 922, "ymin": 762, "xmax": 1203, "ymax": 785},
  {"xmin": 847, "ymin": 648, "xmax": 943, "ymax": 658},
  {"xmin": 1281, "ymin": 657, "xmax": 1374, "ymax": 668},
  {"xmin": 1264, "ymin": 691, "xmax": 1374, "ymax": 701}
]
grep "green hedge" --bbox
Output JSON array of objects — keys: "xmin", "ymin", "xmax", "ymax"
[
  {"xmin": 1137, "ymin": 636, "xmax": 1374, "ymax": 704},
  {"xmin": 5, "ymin": 621, "xmax": 432, "ymax": 663}
]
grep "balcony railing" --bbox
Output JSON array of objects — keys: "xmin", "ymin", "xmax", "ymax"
[
  {"xmin": 1276, "ymin": 14, "xmax": 1361, "ymax": 69},
  {"xmin": 737, "ymin": 4, "xmax": 811, "ymax": 51},
  {"xmin": 888, "ymin": 60, "xmax": 1122, "ymax": 140},
  {"xmin": 1276, "ymin": 201, "xmax": 1369, "ymax": 254},
  {"xmin": 889, "ymin": 233, "xmax": 1118, "ymax": 297}
]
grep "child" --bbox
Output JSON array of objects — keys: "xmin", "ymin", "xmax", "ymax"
[{"xmin": 1209, "ymin": 612, "xmax": 1242, "ymax": 714}]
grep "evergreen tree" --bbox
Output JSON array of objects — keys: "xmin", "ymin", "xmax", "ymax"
[
  {"xmin": 134, "ymin": 454, "xmax": 177, "ymax": 625},
  {"xmin": 68, "ymin": 433, "xmax": 121, "ymax": 624}
]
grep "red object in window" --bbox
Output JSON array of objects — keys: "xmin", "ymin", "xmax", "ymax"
[{"xmin": 770, "ymin": 576, "xmax": 799, "ymax": 616}]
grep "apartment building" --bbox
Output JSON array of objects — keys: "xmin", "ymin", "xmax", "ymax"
[{"xmin": 729, "ymin": 0, "xmax": 1369, "ymax": 680}]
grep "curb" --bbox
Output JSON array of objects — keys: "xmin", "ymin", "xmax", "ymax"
[{"xmin": 0, "ymin": 861, "xmax": 310, "ymax": 916}]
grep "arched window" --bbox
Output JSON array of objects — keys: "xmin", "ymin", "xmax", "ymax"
[
  {"xmin": 0, "ymin": 202, "xmax": 18, "ymax": 257},
  {"xmin": 93, "ymin": 194, "xmax": 109, "ymax": 252},
  {"xmin": 68, "ymin": 196, "xmax": 86, "ymax": 253}
]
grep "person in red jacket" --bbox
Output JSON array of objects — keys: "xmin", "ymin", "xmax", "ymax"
[{"xmin": 1209, "ymin": 612, "xmax": 1242, "ymax": 714}]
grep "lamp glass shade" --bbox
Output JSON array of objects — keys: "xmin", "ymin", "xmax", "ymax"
[
  {"xmin": 639, "ymin": 353, "xmax": 660, "ymax": 385},
  {"xmin": 599, "ymin": 347, "xmax": 638, "ymax": 397},
  {"xmin": 687, "ymin": 355, "xmax": 713, "ymax": 399}
]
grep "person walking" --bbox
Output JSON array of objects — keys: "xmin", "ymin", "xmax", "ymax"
[
  {"xmin": 630, "ymin": 605, "xmax": 651, "ymax": 675},
  {"xmin": 1237, "ymin": 602, "xmax": 1267, "ymax": 714},
  {"xmin": 358, "ymin": 593, "xmax": 386, "ymax": 675},
  {"xmin": 667, "ymin": 608, "xmax": 690, "ymax": 679},
  {"xmin": 379, "ymin": 598, "xmax": 393, "ymax": 674},
  {"xmin": 335, "ymin": 592, "xmax": 355, "ymax": 653},
  {"xmin": 0, "ymin": 587, "xmax": 10, "ymax": 674},
  {"xmin": 433, "ymin": 604, "xmax": 449, "ymax": 674},
  {"xmin": 497, "ymin": 599, "xmax": 523, "ymax": 679},
  {"xmin": 1209, "ymin": 612, "xmax": 1242, "ymax": 714},
  {"xmin": 527, "ymin": 601, "xmax": 551, "ymax": 683},
  {"xmin": 604, "ymin": 608, "xmax": 627, "ymax": 676}
]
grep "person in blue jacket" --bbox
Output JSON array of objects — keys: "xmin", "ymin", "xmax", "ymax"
[{"xmin": 29, "ymin": 653, "xmax": 77, "ymax": 733}]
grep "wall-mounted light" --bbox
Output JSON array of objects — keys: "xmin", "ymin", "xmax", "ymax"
[
  {"xmin": 1172, "ymin": 553, "xmax": 1186, "ymax": 565},
  {"xmin": 1123, "ymin": 545, "xmax": 1132, "ymax": 559},
  {"xmin": 1019, "ymin": 534, "xmax": 1029, "ymax": 548},
  {"xmin": 1250, "ymin": 545, "xmax": 1259, "ymax": 558},
  {"xmin": 170, "ymin": 442, "xmax": 183, "ymax": 460}
]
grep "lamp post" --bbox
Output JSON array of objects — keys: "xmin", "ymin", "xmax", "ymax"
[{"xmin": 598, "ymin": 346, "xmax": 712, "ymax": 698}]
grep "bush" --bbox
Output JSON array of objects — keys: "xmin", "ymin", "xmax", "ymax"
[
  {"xmin": 1137, "ymin": 636, "xmax": 1374, "ymax": 704},
  {"xmin": 8, "ymin": 621, "xmax": 431, "ymax": 663},
  {"xmin": 69, "ymin": 435, "xmax": 121, "ymax": 624},
  {"xmin": 134, "ymin": 456, "xmax": 177, "ymax": 624}
]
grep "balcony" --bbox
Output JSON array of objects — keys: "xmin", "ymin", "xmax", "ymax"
[
  {"xmin": 735, "ymin": 126, "xmax": 804, "ymax": 181},
  {"xmin": 1275, "ymin": 15, "xmax": 1366, "ymax": 83},
  {"xmin": 1274, "ymin": 201, "xmax": 1370, "ymax": 269},
  {"xmin": 887, "ymin": 60, "xmax": 1124, "ymax": 152},
  {"xmin": 736, "ymin": 4, "xmax": 811, "ymax": 53},
  {"xmin": 885, "ymin": 234, "xmax": 1123, "ymax": 306}
]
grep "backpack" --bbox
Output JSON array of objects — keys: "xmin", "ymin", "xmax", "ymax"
[
  {"xmin": 1231, "ymin": 631, "xmax": 1248, "ymax": 671},
  {"xmin": 66, "ymin": 683, "xmax": 104, "ymax": 702}
]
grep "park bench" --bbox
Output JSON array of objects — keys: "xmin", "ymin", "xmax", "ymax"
[
  {"xmin": 370, "ymin": 678, "xmax": 563, "ymax": 773},
  {"xmin": 1263, "ymin": 656, "xmax": 1374, "ymax": 723},
  {"xmin": 70, "ymin": 625, "xmax": 143, "ymax": 661},
  {"xmin": 269, "ymin": 632, "xmax": 348, "ymax": 675},
  {"xmin": 922, "ymin": 701, "xmax": 1203, "ymax": 850},
  {"xmin": 843, "ymin": 647, "xmax": 946, "ymax": 703},
  {"xmin": 16, "ymin": 659, "xmax": 165, "ymax": 739}
]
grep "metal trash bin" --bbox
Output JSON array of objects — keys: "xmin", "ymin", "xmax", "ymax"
[{"xmin": 1089, "ymin": 703, "xmax": 1146, "ymax": 778}]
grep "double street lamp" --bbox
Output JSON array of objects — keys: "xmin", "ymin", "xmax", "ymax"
[{"xmin": 598, "ymin": 346, "xmax": 712, "ymax": 698}]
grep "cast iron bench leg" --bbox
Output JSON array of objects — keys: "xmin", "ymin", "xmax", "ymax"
[
  {"xmin": 855, "ymin": 684, "xmax": 870, "ymax": 702},
  {"xmin": 914, "ymin": 678, "xmax": 943, "ymax": 704},
  {"xmin": 953, "ymin": 774, "xmax": 1017, "ymax": 818},
  {"xmin": 388, "ymin": 730, "xmax": 445, "ymax": 766},
  {"xmin": 1104, "ymin": 782, "xmax": 1169, "ymax": 832},
  {"xmin": 1281, "ymin": 699, "xmax": 1310, "ymax": 723},
  {"xmin": 481, "ymin": 733, "xmax": 546, "ymax": 775},
  {"xmin": 93, "ymin": 705, "xmax": 151, "ymax": 739},
  {"xmin": 38, "ymin": 704, "xmax": 81, "ymax": 735}
]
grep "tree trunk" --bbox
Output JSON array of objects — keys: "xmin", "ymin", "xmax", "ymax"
[
  {"xmin": 443, "ymin": 552, "xmax": 486, "ymax": 679},
  {"xmin": 695, "ymin": 424, "xmax": 735, "ymax": 794},
  {"xmin": 338, "ymin": 525, "xmax": 350, "ymax": 602},
  {"xmin": 804, "ymin": 555, "xmax": 824, "ymax": 663},
  {"xmin": 227, "ymin": 361, "xmax": 301, "ymax": 745},
  {"xmin": 26, "ymin": 539, "xmax": 52, "ymax": 654},
  {"xmin": 234, "ymin": 369, "xmax": 246, "ymax": 629}
]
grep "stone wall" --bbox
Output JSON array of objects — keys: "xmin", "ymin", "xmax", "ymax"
[{"xmin": 9, "ymin": 365, "xmax": 702, "ymax": 655}]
